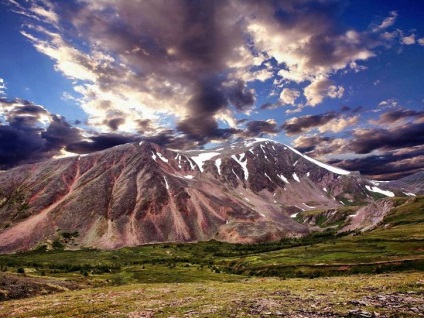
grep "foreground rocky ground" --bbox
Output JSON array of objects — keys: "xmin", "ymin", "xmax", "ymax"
[{"xmin": 0, "ymin": 272, "xmax": 422, "ymax": 317}]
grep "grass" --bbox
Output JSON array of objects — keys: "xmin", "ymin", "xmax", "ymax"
[
  {"xmin": 0, "ymin": 272, "xmax": 422, "ymax": 317},
  {"xmin": 0, "ymin": 198, "xmax": 423, "ymax": 281}
]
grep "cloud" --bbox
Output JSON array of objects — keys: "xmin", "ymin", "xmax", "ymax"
[
  {"xmin": 418, "ymin": 38, "xmax": 424, "ymax": 46},
  {"xmin": 0, "ymin": 98, "xmax": 83, "ymax": 168},
  {"xmin": 349, "ymin": 122, "xmax": 424, "ymax": 154},
  {"xmin": 279, "ymin": 88, "xmax": 300, "ymax": 105},
  {"xmin": 372, "ymin": 109, "xmax": 424, "ymax": 126},
  {"xmin": 0, "ymin": 78, "xmax": 6, "ymax": 95},
  {"xmin": 304, "ymin": 77, "xmax": 345, "ymax": 106},
  {"xmin": 243, "ymin": 119, "xmax": 280, "ymax": 137},
  {"xmin": 66, "ymin": 134, "xmax": 138, "ymax": 154},
  {"xmin": 282, "ymin": 111, "xmax": 357, "ymax": 136},
  {"xmin": 329, "ymin": 146, "xmax": 424, "ymax": 180},
  {"xmin": 317, "ymin": 115, "xmax": 359, "ymax": 133},
  {"xmin": 401, "ymin": 34, "xmax": 416, "ymax": 45},
  {"xmin": 288, "ymin": 107, "xmax": 424, "ymax": 180},
  {"xmin": 10, "ymin": 0, "xmax": 400, "ymax": 147},
  {"xmin": 372, "ymin": 11, "xmax": 397, "ymax": 32}
]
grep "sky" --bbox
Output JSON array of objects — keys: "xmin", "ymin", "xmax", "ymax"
[{"xmin": 0, "ymin": 0, "xmax": 423, "ymax": 180}]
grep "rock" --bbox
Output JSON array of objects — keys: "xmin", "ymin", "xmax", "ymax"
[{"xmin": 348, "ymin": 309, "xmax": 374, "ymax": 318}]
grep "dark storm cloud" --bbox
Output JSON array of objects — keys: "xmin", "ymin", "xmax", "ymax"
[
  {"xmin": 292, "ymin": 135, "xmax": 333, "ymax": 153},
  {"xmin": 66, "ymin": 134, "xmax": 138, "ymax": 154},
  {"xmin": 329, "ymin": 147, "xmax": 424, "ymax": 180},
  {"xmin": 243, "ymin": 120, "xmax": 280, "ymax": 137},
  {"xmin": 0, "ymin": 99, "xmax": 83, "ymax": 169},
  {"xmin": 260, "ymin": 102, "xmax": 283, "ymax": 110},
  {"xmin": 65, "ymin": 0, "xmax": 248, "ymax": 143},
  {"xmin": 376, "ymin": 109, "xmax": 424, "ymax": 124},
  {"xmin": 225, "ymin": 80, "xmax": 256, "ymax": 112},
  {"xmin": 42, "ymin": 114, "xmax": 83, "ymax": 147},
  {"xmin": 281, "ymin": 112, "xmax": 337, "ymax": 135},
  {"xmin": 106, "ymin": 118, "xmax": 125, "ymax": 131},
  {"xmin": 349, "ymin": 123, "xmax": 424, "ymax": 154}
]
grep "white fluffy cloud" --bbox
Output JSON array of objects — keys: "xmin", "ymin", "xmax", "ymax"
[
  {"xmin": 372, "ymin": 11, "xmax": 398, "ymax": 31},
  {"xmin": 304, "ymin": 77, "xmax": 345, "ymax": 107},
  {"xmin": 401, "ymin": 34, "xmax": 416, "ymax": 45},
  {"xmin": 279, "ymin": 88, "xmax": 300, "ymax": 105},
  {"xmin": 318, "ymin": 115, "xmax": 359, "ymax": 133}
]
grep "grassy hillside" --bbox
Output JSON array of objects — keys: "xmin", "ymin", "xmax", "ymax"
[{"xmin": 0, "ymin": 273, "xmax": 423, "ymax": 317}]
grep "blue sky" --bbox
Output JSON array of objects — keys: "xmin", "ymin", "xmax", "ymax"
[{"xmin": 0, "ymin": 0, "xmax": 423, "ymax": 180}]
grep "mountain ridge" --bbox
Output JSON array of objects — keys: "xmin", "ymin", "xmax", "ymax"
[{"xmin": 0, "ymin": 138, "xmax": 405, "ymax": 253}]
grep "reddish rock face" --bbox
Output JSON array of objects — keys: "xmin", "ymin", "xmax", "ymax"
[{"xmin": 0, "ymin": 139, "xmax": 377, "ymax": 253}]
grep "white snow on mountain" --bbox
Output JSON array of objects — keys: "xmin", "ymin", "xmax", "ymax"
[
  {"xmin": 231, "ymin": 154, "xmax": 249, "ymax": 180},
  {"xmin": 365, "ymin": 185, "xmax": 395, "ymax": 197},
  {"xmin": 190, "ymin": 152, "xmax": 220, "ymax": 172},
  {"xmin": 285, "ymin": 145, "xmax": 350, "ymax": 175}
]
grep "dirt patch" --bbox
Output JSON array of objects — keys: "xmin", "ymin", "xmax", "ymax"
[{"xmin": 0, "ymin": 273, "xmax": 82, "ymax": 301}]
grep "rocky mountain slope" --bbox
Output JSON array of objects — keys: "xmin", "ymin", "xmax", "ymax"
[
  {"xmin": 380, "ymin": 171, "xmax": 424, "ymax": 195},
  {"xmin": 0, "ymin": 138, "xmax": 399, "ymax": 253}
]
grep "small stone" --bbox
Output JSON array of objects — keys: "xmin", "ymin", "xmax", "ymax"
[{"xmin": 348, "ymin": 309, "xmax": 374, "ymax": 318}]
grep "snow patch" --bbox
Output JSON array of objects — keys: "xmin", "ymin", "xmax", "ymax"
[
  {"xmin": 215, "ymin": 158, "xmax": 222, "ymax": 175},
  {"xmin": 339, "ymin": 201, "xmax": 345, "ymax": 205},
  {"xmin": 184, "ymin": 175, "xmax": 194, "ymax": 179},
  {"xmin": 231, "ymin": 154, "xmax": 249, "ymax": 180},
  {"xmin": 264, "ymin": 173, "xmax": 272, "ymax": 182},
  {"xmin": 157, "ymin": 152, "xmax": 168, "ymax": 163},
  {"xmin": 295, "ymin": 205, "xmax": 305, "ymax": 211},
  {"xmin": 138, "ymin": 141, "xmax": 144, "ymax": 145},
  {"xmin": 293, "ymin": 160, "xmax": 298, "ymax": 166},
  {"xmin": 365, "ymin": 185, "xmax": 395, "ymax": 197},
  {"xmin": 244, "ymin": 197, "xmax": 250, "ymax": 202},
  {"xmin": 285, "ymin": 144, "xmax": 350, "ymax": 175},
  {"xmin": 403, "ymin": 192, "xmax": 416, "ymax": 197},
  {"xmin": 293, "ymin": 172, "xmax": 300, "ymax": 182},
  {"xmin": 303, "ymin": 203, "xmax": 316, "ymax": 209},
  {"xmin": 190, "ymin": 152, "xmax": 220, "ymax": 172},
  {"xmin": 277, "ymin": 174, "xmax": 289, "ymax": 184},
  {"xmin": 187, "ymin": 157, "xmax": 197, "ymax": 170},
  {"xmin": 291, "ymin": 212, "xmax": 299, "ymax": 218},
  {"xmin": 164, "ymin": 177, "xmax": 169, "ymax": 189},
  {"xmin": 323, "ymin": 187, "xmax": 327, "ymax": 192},
  {"xmin": 306, "ymin": 172, "xmax": 310, "ymax": 177},
  {"xmin": 243, "ymin": 137, "xmax": 275, "ymax": 148},
  {"xmin": 151, "ymin": 152, "xmax": 157, "ymax": 161}
]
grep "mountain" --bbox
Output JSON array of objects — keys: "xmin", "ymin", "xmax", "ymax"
[
  {"xmin": 0, "ymin": 138, "xmax": 396, "ymax": 253},
  {"xmin": 378, "ymin": 171, "xmax": 424, "ymax": 196}
]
